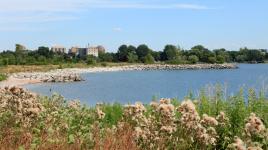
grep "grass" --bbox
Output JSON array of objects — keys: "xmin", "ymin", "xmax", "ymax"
[
  {"xmin": 1, "ymin": 86, "xmax": 268, "ymax": 149},
  {"xmin": 0, "ymin": 73, "xmax": 7, "ymax": 81}
]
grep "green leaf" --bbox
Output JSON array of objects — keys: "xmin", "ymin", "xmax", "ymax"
[{"xmin": 68, "ymin": 134, "xmax": 75, "ymax": 144}]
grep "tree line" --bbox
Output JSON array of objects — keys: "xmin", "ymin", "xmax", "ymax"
[{"xmin": 0, "ymin": 44, "xmax": 267, "ymax": 66}]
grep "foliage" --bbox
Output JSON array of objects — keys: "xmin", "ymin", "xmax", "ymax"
[
  {"xmin": 127, "ymin": 52, "xmax": 139, "ymax": 63},
  {"xmin": 0, "ymin": 44, "xmax": 267, "ymax": 67},
  {"xmin": 1, "ymin": 86, "xmax": 268, "ymax": 149},
  {"xmin": 143, "ymin": 54, "xmax": 155, "ymax": 64},
  {"xmin": 0, "ymin": 73, "xmax": 7, "ymax": 81},
  {"xmin": 86, "ymin": 55, "xmax": 98, "ymax": 65},
  {"xmin": 188, "ymin": 55, "xmax": 199, "ymax": 64}
]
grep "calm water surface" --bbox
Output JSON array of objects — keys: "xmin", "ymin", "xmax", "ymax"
[{"xmin": 24, "ymin": 64, "xmax": 268, "ymax": 105}]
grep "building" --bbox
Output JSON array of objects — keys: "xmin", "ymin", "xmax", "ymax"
[
  {"xmin": 51, "ymin": 45, "xmax": 66, "ymax": 53},
  {"xmin": 78, "ymin": 47, "xmax": 98, "ymax": 57},
  {"xmin": 15, "ymin": 44, "xmax": 26, "ymax": 51},
  {"xmin": 88, "ymin": 47, "xmax": 99, "ymax": 57},
  {"xmin": 68, "ymin": 44, "xmax": 105, "ymax": 57},
  {"xmin": 97, "ymin": 45, "xmax": 105, "ymax": 53},
  {"xmin": 68, "ymin": 46, "xmax": 79, "ymax": 55}
]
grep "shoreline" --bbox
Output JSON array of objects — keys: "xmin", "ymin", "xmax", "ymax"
[{"xmin": 0, "ymin": 63, "xmax": 238, "ymax": 88}]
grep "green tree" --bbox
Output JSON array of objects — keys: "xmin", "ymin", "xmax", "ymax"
[
  {"xmin": 136, "ymin": 44, "xmax": 151, "ymax": 61},
  {"xmin": 117, "ymin": 45, "xmax": 128, "ymax": 62},
  {"xmin": 163, "ymin": 45, "xmax": 180, "ymax": 60},
  {"xmin": 86, "ymin": 55, "xmax": 97, "ymax": 65},
  {"xmin": 99, "ymin": 52, "xmax": 114, "ymax": 62},
  {"xmin": 143, "ymin": 54, "xmax": 155, "ymax": 64},
  {"xmin": 188, "ymin": 55, "xmax": 199, "ymax": 64},
  {"xmin": 208, "ymin": 56, "xmax": 217, "ymax": 64},
  {"xmin": 151, "ymin": 51, "xmax": 161, "ymax": 61},
  {"xmin": 127, "ymin": 52, "xmax": 138, "ymax": 63},
  {"xmin": 37, "ymin": 46, "xmax": 53, "ymax": 58}
]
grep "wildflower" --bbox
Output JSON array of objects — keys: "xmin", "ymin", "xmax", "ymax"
[
  {"xmin": 160, "ymin": 126, "xmax": 175, "ymax": 134},
  {"xmin": 158, "ymin": 103, "xmax": 175, "ymax": 117},
  {"xmin": 216, "ymin": 111, "xmax": 229, "ymax": 126},
  {"xmin": 96, "ymin": 107, "xmax": 105, "ymax": 119},
  {"xmin": 135, "ymin": 102, "xmax": 146, "ymax": 113},
  {"xmin": 159, "ymin": 98, "xmax": 171, "ymax": 104},
  {"xmin": 0, "ymin": 86, "xmax": 44, "ymax": 126},
  {"xmin": 178, "ymin": 100, "xmax": 200, "ymax": 130},
  {"xmin": 150, "ymin": 101, "xmax": 158, "ymax": 110},
  {"xmin": 245, "ymin": 113, "xmax": 265, "ymax": 137},
  {"xmin": 201, "ymin": 114, "xmax": 218, "ymax": 126},
  {"xmin": 68, "ymin": 100, "xmax": 80, "ymax": 109},
  {"xmin": 228, "ymin": 136, "xmax": 246, "ymax": 150}
]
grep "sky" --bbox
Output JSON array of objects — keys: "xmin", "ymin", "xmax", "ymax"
[{"xmin": 0, "ymin": 0, "xmax": 267, "ymax": 52}]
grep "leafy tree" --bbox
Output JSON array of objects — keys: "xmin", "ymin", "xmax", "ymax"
[
  {"xmin": 37, "ymin": 46, "xmax": 53, "ymax": 58},
  {"xmin": 136, "ymin": 44, "xmax": 151, "ymax": 61},
  {"xmin": 163, "ymin": 45, "xmax": 180, "ymax": 61},
  {"xmin": 127, "ymin": 52, "xmax": 138, "ymax": 63},
  {"xmin": 143, "ymin": 54, "xmax": 155, "ymax": 64},
  {"xmin": 151, "ymin": 51, "xmax": 161, "ymax": 61},
  {"xmin": 117, "ymin": 45, "xmax": 128, "ymax": 62},
  {"xmin": 99, "ymin": 52, "xmax": 114, "ymax": 62},
  {"xmin": 216, "ymin": 55, "xmax": 225, "ymax": 64},
  {"xmin": 86, "ymin": 55, "xmax": 97, "ymax": 65},
  {"xmin": 188, "ymin": 55, "xmax": 199, "ymax": 64},
  {"xmin": 208, "ymin": 56, "xmax": 217, "ymax": 64}
]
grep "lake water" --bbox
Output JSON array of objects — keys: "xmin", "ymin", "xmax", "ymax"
[{"xmin": 24, "ymin": 64, "xmax": 268, "ymax": 105}]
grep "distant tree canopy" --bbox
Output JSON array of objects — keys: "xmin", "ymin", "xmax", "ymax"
[{"xmin": 0, "ymin": 44, "xmax": 267, "ymax": 66}]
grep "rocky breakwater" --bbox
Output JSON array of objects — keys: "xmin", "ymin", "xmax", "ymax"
[
  {"xmin": 11, "ymin": 70, "xmax": 83, "ymax": 83},
  {"xmin": 110, "ymin": 64, "xmax": 238, "ymax": 71},
  {"xmin": 120, "ymin": 63, "xmax": 238, "ymax": 71}
]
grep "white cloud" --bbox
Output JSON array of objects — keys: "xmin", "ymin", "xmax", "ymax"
[
  {"xmin": 87, "ymin": 3, "xmax": 209, "ymax": 10},
  {"xmin": 0, "ymin": 0, "xmax": 209, "ymax": 12},
  {"xmin": 0, "ymin": 0, "xmax": 210, "ymax": 31}
]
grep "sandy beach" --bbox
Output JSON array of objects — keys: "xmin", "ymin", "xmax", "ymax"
[{"xmin": 0, "ymin": 76, "xmax": 42, "ymax": 88}]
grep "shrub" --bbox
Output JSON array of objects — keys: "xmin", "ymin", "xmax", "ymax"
[{"xmin": 0, "ymin": 86, "xmax": 268, "ymax": 149}]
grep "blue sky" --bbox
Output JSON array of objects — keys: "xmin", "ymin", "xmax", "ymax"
[{"xmin": 0, "ymin": 0, "xmax": 267, "ymax": 52}]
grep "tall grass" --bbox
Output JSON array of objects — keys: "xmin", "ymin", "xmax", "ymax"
[{"xmin": 0, "ymin": 86, "xmax": 268, "ymax": 149}]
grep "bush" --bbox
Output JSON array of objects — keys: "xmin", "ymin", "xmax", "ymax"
[
  {"xmin": 101, "ymin": 62, "xmax": 107, "ymax": 67},
  {"xmin": 1, "ymin": 87, "xmax": 268, "ymax": 149},
  {"xmin": 166, "ymin": 59, "xmax": 182, "ymax": 64},
  {"xmin": 208, "ymin": 56, "xmax": 217, "ymax": 64},
  {"xmin": 86, "ymin": 55, "xmax": 97, "ymax": 65}
]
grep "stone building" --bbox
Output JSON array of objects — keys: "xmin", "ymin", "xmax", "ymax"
[
  {"xmin": 68, "ymin": 45, "xmax": 105, "ymax": 57},
  {"xmin": 51, "ymin": 45, "xmax": 66, "ymax": 53},
  {"xmin": 68, "ymin": 46, "xmax": 79, "ymax": 55},
  {"xmin": 97, "ymin": 45, "xmax": 106, "ymax": 53}
]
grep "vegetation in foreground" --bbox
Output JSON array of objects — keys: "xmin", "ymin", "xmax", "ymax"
[
  {"xmin": 1, "ymin": 86, "xmax": 268, "ymax": 150},
  {"xmin": 0, "ymin": 74, "xmax": 7, "ymax": 81}
]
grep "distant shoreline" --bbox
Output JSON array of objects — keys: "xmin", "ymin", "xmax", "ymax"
[{"xmin": 0, "ymin": 63, "xmax": 238, "ymax": 88}]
